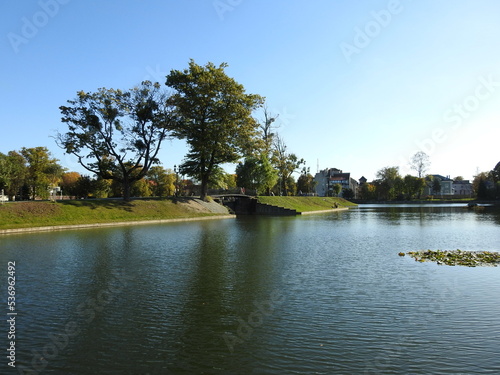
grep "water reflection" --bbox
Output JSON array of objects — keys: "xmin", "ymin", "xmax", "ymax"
[{"xmin": 1, "ymin": 205, "xmax": 499, "ymax": 374}]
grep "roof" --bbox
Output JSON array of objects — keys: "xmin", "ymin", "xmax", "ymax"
[{"xmin": 431, "ymin": 174, "xmax": 453, "ymax": 181}]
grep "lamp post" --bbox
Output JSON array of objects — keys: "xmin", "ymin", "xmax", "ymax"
[{"xmin": 174, "ymin": 165, "xmax": 179, "ymax": 196}]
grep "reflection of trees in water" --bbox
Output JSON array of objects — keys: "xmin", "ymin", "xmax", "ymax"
[
  {"xmin": 369, "ymin": 205, "xmax": 476, "ymax": 224},
  {"xmin": 475, "ymin": 206, "xmax": 500, "ymax": 225}
]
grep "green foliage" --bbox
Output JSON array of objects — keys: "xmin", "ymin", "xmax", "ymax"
[
  {"xmin": 58, "ymin": 81, "xmax": 172, "ymax": 200},
  {"xmin": 73, "ymin": 175, "xmax": 111, "ymax": 198},
  {"xmin": 131, "ymin": 178, "xmax": 152, "ymax": 198},
  {"xmin": 492, "ymin": 161, "xmax": 500, "ymax": 182},
  {"xmin": 166, "ymin": 60, "xmax": 263, "ymax": 199},
  {"xmin": 0, "ymin": 151, "xmax": 32, "ymax": 199},
  {"xmin": 146, "ymin": 166, "xmax": 175, "ymax": 197},
  {"xmin": 93, "ymin": 178, "xmax": 112, "ymax": 198},
  {"xmin": 375, "ymin": 166, "xmax": 402, "ymax": 200},
  {"xmin": 331, "ymin": 183, "xmax": 342, "ymax": 197},
  {"xmin": 60, "ymin": 171, "xmax": 81, "ymax": 197},
  {"xmin": 224, "ymin": 173, "xmax": 237, "ymax": 189},
  {"xmin": 0, "ymin": 153, "xmax": 8, "ymax": 190},
  {"xmin": 207, "ymin": 166, "xmax": 233, "ymax": 190},
  {"xmin": 432, "ymin": 177, "xmax": 441, "ymax": 195},
  {"xmin": 296, "ymin": 171, "xmax": 316, "ymax": 195},
  {"xmin": 258, "ymin": 105, "xmax": 280, "ymax": 157},
  {"xmin": 271, "ymin": 135, "xmax": 304, "ymax": 196},
  {"xmin": 359, "ymin": 183, "xmax": 377, "ymax": 200},
  {"xmin": 342, "ymin": 188, "xmax": 355, "ymax": 200},
  {"xmin": 21, "ymin": 147, "xmax": 63, "ymax": 200},
  {"xmin": 236, "ymin": 155, "xmax": 278, "ymax": 195},
  {"xmin": 74, "ymin": 175, "xmax": 91, "ymax": 198},
  {"xmin": 403, "ymin": 175, "xmax": 426, "ymax": 199}
]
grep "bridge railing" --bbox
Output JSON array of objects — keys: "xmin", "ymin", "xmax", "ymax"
[{"xmin": 207, "ymin": 188, "xmax": 257, "ymax": 196}]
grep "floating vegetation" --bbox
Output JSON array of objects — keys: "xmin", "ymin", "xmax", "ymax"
[{"xmin": 403, "ymin": 249, "xmax": 500, "ymax": 267}]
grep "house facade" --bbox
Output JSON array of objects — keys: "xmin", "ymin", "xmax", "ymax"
[
  {"xmin": 452, "ymin": 180, "xmax": 473, "ymax": 196},
  {"xmin": 424, "ymin": 174, "xmax": 454, "ymax": 196},
  {"xmin": 314, "ymin": 168, "xmax": 359, "ymax": 197}
]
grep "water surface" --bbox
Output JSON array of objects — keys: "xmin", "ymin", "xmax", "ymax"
[{"xmin": 1, "ymin": 204, "xmax": 499, "ymax": 374}]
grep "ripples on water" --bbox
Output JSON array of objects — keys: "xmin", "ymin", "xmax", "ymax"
[{"xmin": 0, "ymin": 204, "xmax": 499, "ymax": 374}]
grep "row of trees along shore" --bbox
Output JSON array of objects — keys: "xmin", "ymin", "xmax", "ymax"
[
  {"xmin": 1, "ymin": 60, "xmax": 499, "ymax": 201},
  {"xmin": 360, "ymin": 155, "xmax": 500, "ymax": 201},
  {"xmin": 0, "ymin": 60, "xmax": 311, "ymax": 201},
  {"xmin": 1, "ymin": 146, "xmax": 498, "ymax": 201}
]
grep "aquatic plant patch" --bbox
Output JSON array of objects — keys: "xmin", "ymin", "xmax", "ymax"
[{"xmin": 400, "ymin": 249, "xmax": 500, "ymax": 267}]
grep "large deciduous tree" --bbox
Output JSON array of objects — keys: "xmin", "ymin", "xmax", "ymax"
[
  {"xmin": 296, "ymin": 168, "xmax": 316, "ymax": 195},
  {"xmin": 375, "ymin": 166, "xmax": 402, "ymax": 200},
  {"xmin": 58, "ymin": 81, "xmax": 172, "ymax": 200},
  {"xmin": 0, "ymin": 151, "xmax": 28, "ymax": 200},
  {"xmin": 165, "ymin": 60, "xmax": 263, "ymax": 200},
  {"xmin": 60, "ymin": 171, "xmax": 81, "ymax": 197},
  {"xmin": 259, "ymin": 105, "xmax": 279, "ymax": 157},
  {"xmin": 403, "ymin": 174, "xmax": 426, "ymax": 200},
  {"xmin": 146, "ymin": 166, "xmax": 175, "ymax": 197},
  {"xmin": 410, "ymin": 151, "xmax": 430, "ymax": 178},
  {"xmin": 21, "ymin": 147, "xmax": 63, "ymax": 200},
  {"xmin": 272, "ymin": 135, "xmax": 305, "ymax": 196},
  {"xmin": 236, "ymin": 155, "xmax": 277, "ymax": 195}
]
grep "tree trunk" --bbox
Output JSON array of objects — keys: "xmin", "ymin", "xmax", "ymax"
[
  {"xmin": 123, "ymin": 179, "xmax": 131, "ymax": 201},
  {"xmin": 200, "ymin": 175, "xmax": 208, "ymax": 201}
]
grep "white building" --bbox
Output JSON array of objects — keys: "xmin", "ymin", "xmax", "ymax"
[
  {"xmin": 314, "ymin": 168, "xmax": 359, "ymax": 197},
  {"xmin": 452, "ymin": 180, "xmax": 473, "ymax": 196}
]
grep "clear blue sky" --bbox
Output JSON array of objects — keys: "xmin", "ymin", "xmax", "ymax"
[{"xmin": 2, "ymin": 0, "xmax": 499, "ymax": 181}]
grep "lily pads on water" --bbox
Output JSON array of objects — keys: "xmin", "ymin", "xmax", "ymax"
[{"xmin": 402, "ymin": 249, "xmax": 500, "ymax": 267}]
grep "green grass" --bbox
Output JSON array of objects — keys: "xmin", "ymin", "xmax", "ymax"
[
  {"xmin": 0, "ymin": 198, "xmax": 225, "ymax": 230},
  {"xmin": 256, "ymin": 196, "xmax": 357, "ymax": 213}
]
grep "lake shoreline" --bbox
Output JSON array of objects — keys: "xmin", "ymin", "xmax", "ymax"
[
  {"xmin": 351, "ymin": 199, "xmax": 499, "ymax": 205},
  {"xmin": 0, "ymin": 214, "xmax": 236, "ymax": 235}
]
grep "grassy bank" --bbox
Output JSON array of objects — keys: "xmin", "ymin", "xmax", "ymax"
[
  {"xmin": 0, "ymin": 198, "xmax": 229, "ymax": 230},
  {"xmin": 256, "ymin": 196, "xmax": 356, "ymax": 213}
]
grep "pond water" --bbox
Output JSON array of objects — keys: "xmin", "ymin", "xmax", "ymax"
[{"xmin": 1, "ymin": 204, "xmax": 500, "ymax": 374}]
